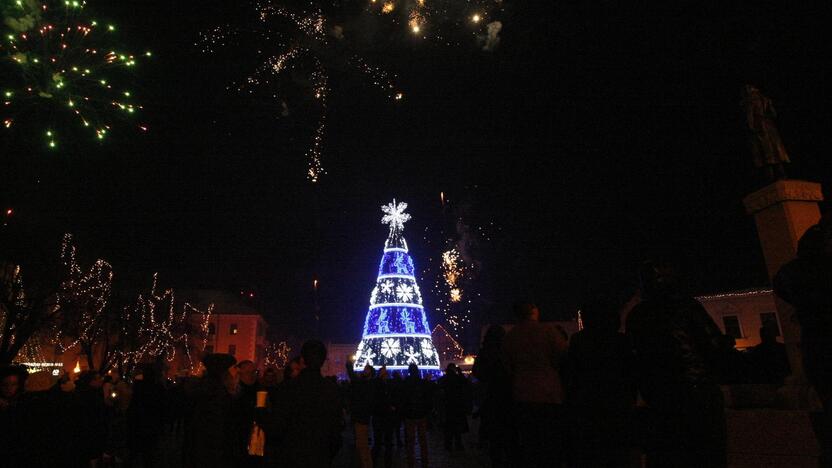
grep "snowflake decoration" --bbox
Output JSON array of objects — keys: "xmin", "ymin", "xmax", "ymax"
[
  {"xmin": 380, "ymin": 280, "xmax": 394, "ymax": 295},
  {"xmin": 380, "ymin": 338, "xmax": 401, "ymax": 358},
  {"xmin": 421, "ymin": 339, "xmax": 434, "ymax": 359},
  {"xmin": 381, "ymin": 199, "xmax": 411, "ymax": 231},
  {"xmin": 404, "ymin": 346, "xmax": 420, "ymax": 364},
  {"xmin": 396, "ymin": 283, "xmax": 415, "ymax": 302},
  {"xmin": 362, "ymin": 349, "xmax": 377, "ymax": 366}
]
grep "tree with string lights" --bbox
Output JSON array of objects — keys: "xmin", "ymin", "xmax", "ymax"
[
  {"xmin": 119, "ymin": 275, "xmax": 213, "ymax": 376},
  {"xmin": 49, "ymin": 233, "xmax": 114, "ymax": 371},
  {"xmin": 0, "ymin": 261, "xmax": 59, "ymax": 365}
]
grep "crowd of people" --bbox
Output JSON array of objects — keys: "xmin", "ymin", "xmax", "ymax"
[{"xmin": 1, "ymin": 214, "xmax": 830, "ymax": 468}]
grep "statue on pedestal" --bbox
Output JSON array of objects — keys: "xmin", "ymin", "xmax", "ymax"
[{"xmin": 741, "ymin": 84, "xmax": 790, "ymax": 181}]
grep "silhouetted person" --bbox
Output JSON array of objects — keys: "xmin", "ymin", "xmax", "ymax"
[
  {"xmin": 747, "ymin": 325, "xmax": 790, "ymax": 385},
  {"xmin": 75, "ymin": 370, "xmax": 107, "ymax": 468},
  {"xmin": 346, "ymin": 361, "xmax": 376, "ymax": 468},
  {"xmin": 565, "ymin": 296, "xmax": 636, "ymax": 468},
  {"xmin": 184, "ymin": 353, "xmax": 238, "ymax": 468},
  {"xmin": 0, "ymin": 365, "xmax": 28, "ymax": 466},
  {"xmin": 438, "ymin": 363, "xmax": 471, "ymax": 452},
  {"xmin": 127, "ymin": 363, "xmax": 167, "ymax": 468},
  {"xmin": 234, "ymin": 360, "xmax": 263, "ymax": 468},
  {"xmin": 503, "ymin": 302, "xmax": 569, "ymax": 468},
  {"xmin": 714, "ymin": 334, "xmax": 753, "ymax": 385},
  {"xmin": 11, "ymin": 371, "xmax": 64, "ymax": 468},
  {"xmin": 274, "ymin": 340, "xmax": 343, "ymax": 468},
  {"xmin": 283, "ymin": 356, "xmax": 302, "ymax": 382},
  {"xmin": 472, "ymin": 325, "xmax": 512, "ymax": 468},
  {"xmin": 260, "ymin": 367, "xmax": 279, "ymax": 389},
  {"xmin": 390, "ymin": 372, "xmax": 406, "ymax": 447},
  {"xmin": 626, "ymin": 261, "xmax": 727, "ymax": 468},
  {"xmin": 372, "ymin": 366, "xmax": 396, "ymax": 468},
  {"xmin": 403, "ymin": 363, "xmax": 433, "ymax": 468},
  {"xmin": 774, "ymin": 215, "xmax": 832, "ymax": 463}
]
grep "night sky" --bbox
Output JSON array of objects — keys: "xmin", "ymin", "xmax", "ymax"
[{"xmin": 2, "ymin": 0, "xmax": 830, "ymax": 347}]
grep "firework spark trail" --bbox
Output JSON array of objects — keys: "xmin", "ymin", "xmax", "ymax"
[{"xmin": 198, "ymin": 0, "xmax": 401, "ymax": 183}]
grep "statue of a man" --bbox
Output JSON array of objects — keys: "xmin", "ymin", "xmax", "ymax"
[{"xmin": 741, "ymin": 84, "xmax": 790, "ymax": 181}]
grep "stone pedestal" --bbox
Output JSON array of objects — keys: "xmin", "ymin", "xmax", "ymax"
[
  {"xmin": 743, "ymin": 179, "xmax": 823, "ymax": 401},
  {"xmin": 743, "ymin": 180, "xmax": 823, "ymax": 278}
]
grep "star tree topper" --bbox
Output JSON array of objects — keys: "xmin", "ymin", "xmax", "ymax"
[{"xmin": 381, "ymin": 199, "xmax": 411, "ymax": 232}]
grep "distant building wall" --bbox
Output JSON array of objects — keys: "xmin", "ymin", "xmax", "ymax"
[
  {"xmin": 206, "ymin": 314, "xmax": 269, "ymax": 369},
  {"xmin": 322, "ymin": 343, "xmax": 358, "ymax": 380},
  {"xmin": 696, "ymin": 289, "xmax": 779, "ymax": 349}
]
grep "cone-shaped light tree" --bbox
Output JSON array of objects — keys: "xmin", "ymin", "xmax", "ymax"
[{"xmin": 353, "ymin": 200, "xmax": 440, "ymax": 373}]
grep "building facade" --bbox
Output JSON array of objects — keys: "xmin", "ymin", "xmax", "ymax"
[
  {"xmin": 696, "ymin": 288, "xmax": 780, "ymax": 349},
  {"xmin": 321, "ymin": 343, "xmax": 358, "ymax": 381},
  {"xmin": 205, "ymin": 314, "xmax": 269, "ymax": 369}
]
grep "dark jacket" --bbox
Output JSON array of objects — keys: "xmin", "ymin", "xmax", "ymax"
[
  {"xmin": 565, "ymin": 329, "xmax": 636, "ymax": 414},
  {"xmin": 438, "ymin": 372, "xmax": 472, "ymax": 432},
  {"xmin": 184, "ymin": 376, "xmax": 235, "ymax": 468},
  {"xmin": 372, "ymin": 378, "xmax": 396, "ymax": 425},
  {"xmin": 774, "ymin": 253, "xmax": 832, "ymax": 396},
  {"xmin": 233, "ymin": 380, "xmax": 261, "ymax": 461},
  {"xmin": 626, "ymin": 295, "xmax": 724, "ymax": 409},
  {"xmin": 503, "ymin": 320, "xmax": 569, "ymax": 404},
  {"xmin": 747, "ymin": 341, "xmax": 791, "ymax": 385},
  {"xmin": 127, "ymin": 378, "xmax": 167, "ymax": 455},
  {"xmin": 472, "ymin": 344, "xmax": 512, "ymax": 428},
  {"xmin": 274, "ymin": 368, "xmax": 344, "ymax": 468},
  {"xmin": 346, "ymin": 366, "xmax": 375, "ymax": 424},
  {"xmin": 74, "ymin": 385, "xmax": 107, "ymax": 464},
  {"xmin": 402, "ymin": 375, "xmax": 434, "ymax": 419}
]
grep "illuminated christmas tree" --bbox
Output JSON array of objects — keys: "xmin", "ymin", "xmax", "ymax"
[{"xmin": 353, "ymin": 200, "xmax": 440, "ymax": 373}]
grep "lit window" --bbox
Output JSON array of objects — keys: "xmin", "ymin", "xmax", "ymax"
[
  {"xmin": 230, "ymin": 324, "xmax": 238, "ymax": 335},
  {"xmin": 722, "ymin": 315, "xmax": 743, "ymax": 339}
]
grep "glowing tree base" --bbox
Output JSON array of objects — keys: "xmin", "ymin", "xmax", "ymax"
[{"xmin": 354, "ymin": 200, "xmax": 440, "ymax": 374}]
